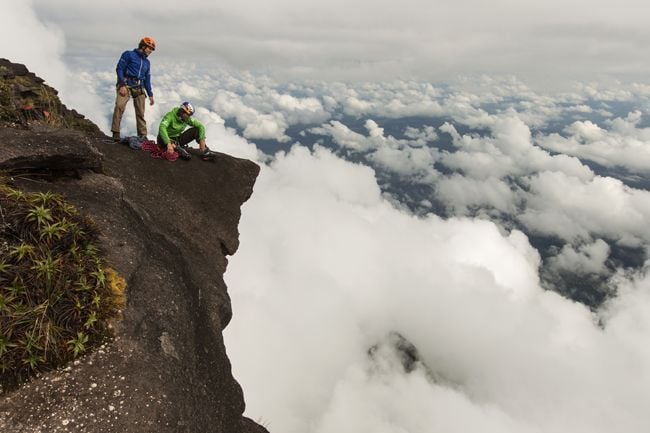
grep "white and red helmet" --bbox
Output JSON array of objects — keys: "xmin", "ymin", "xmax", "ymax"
[{"xmin": 179, "ymin": 101, "xmax": 195, "ymax": 116}]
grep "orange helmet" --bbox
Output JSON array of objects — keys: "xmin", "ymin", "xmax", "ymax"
[{"xmin": 140, "ymin": 37, "xmax": 156, "ymax": 51}]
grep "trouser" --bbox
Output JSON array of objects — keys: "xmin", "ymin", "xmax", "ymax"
[
  {"xmin": 157, "ymin": 127, "xmax": 201, "ymax": 149},
  {"xmin": 111, "ymin": 86, "xmax": 147, "ymax": 137}
]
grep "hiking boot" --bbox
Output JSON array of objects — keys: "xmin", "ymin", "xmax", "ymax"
[
  {"xmin": 112, "ymin": 132, "xmax": 121, "ymax": 142},
  {"xmin": 175, "ymin": 145, "xmax": 192, "ymax": 160},
  {"xmin": 200, "ymin": 147, "xmax": 217, "ymax": 161}
]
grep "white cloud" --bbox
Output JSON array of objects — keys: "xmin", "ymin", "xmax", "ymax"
[
  {"xmin": 272, "ymin": 93, "xmax": 329, "ymax": 125},
  {"xmin": 520, "ymin": 172, "xmax": 650, "ymax": 245},
  {"xmin": 210, "ymin": 91, "xmax": 287, "ymax": 141},
  {"xmin": 404, "ymin": 125, "xmax": 438, "ymax": 142},
  {"xmin": 310, "ymin": 121, "xmax": 372, "ymax": 151},
  {"xmin": 243, "ymin": 113, "xmax": 289, "ymax": 142},
  {"xmin": 564, "ymin": 120, "xmax": 606, "ymax": 141},
  {"xmin": 225, "ymin": 144, "xmax": 650, "ymax": 433},
  {"xmin": 310, "ymin": 119, "xmax": 440, "ymax": 182},
  {"xmin": 338, "ymin": 82, "xmax": 444, "ymax": 118},
  {"xmin": 439, "ymin": 116, "xmax": 593, "ymax": 180},
  {"xmin": 602, "ymin": 267, "xmax": 650, "ymax": 358},
  {"xmin": 312, "ymin": 338, "xmax": 537, "ymax": 433},
  {"xmin": 209, "ymin": 86, "xmax": 331, "ymax": 141},
  {"xmin": 435, "ymin": 175, "xmax": 520, "ymax": 216},
  {"xmin": 537, "ymin": 112, "xmax": 650, "ymax": 174},
  {"xmin": 177, "ymin": 82, "xmax": 201, "ymax": 99},
  {"xmin": 369, "ymin": 144, "xmax": 438, "ymax": 181},
  {"xmin": 546, "ymin": 239, "xmax": 611, "ymax": 275},
  {"xmin": 365, "ymin": 119, "xmax": 384, "ymax": 138},
  {"xmin": 0, "ymin": 1, "xmax": 66, "ymax": 88}
]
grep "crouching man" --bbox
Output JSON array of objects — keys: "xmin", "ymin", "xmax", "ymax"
[{"xmin": 157, "ymin": 102, "xmax": 216, "ymax": 161}]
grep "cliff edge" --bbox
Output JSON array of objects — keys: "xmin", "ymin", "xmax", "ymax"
[{"xmin": 0, "ymin": 59, "xmax": 267, "ymax": 433}]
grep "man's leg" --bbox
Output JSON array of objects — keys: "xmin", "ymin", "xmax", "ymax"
[
  {"xmin": 175, "ymin": 127, "xmax": 200, "ymax": 147},
  {"xmin": 133, "ymin": 93, "xmax": 147, "ymax": 137},
  {"xmin": 171, "ymin": 128, "xmax": 200, "ymax": 160},
  {"xmin": 177, "ymin": 128, "xmax": 214, "ymax": 160},
  {"xmin": 110, "ymin": 88, "xmax": 130, "ymax": 139}
]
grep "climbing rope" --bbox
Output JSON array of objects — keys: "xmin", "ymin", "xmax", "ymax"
[{"xmin": 141, "ymin": 140, "xmax": 179, "ymax": 161}]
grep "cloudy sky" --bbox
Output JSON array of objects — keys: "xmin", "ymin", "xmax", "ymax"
[
  {"xmin": 1, "ymin": 0, "xmax": 648, "ymax": 87},
  {"xmin": 3, "ymin": 1, "xmax": 650, "ymax": 433}
]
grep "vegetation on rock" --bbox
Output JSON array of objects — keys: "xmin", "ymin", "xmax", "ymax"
[
  {"xmin": 0, "ymin": 175, "xmax": 125, "ymax": 391},
  {"xmin": 0, "ymin": 60, "xmax": 100, "ymax": 134}
]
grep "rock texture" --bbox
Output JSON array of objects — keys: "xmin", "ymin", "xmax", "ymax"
[{"xmin": 0, "ymin": 59, "xmax": 267, "ymax": 433}]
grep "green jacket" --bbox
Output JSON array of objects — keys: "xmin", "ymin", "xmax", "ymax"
[{"xmin": 158, "ymin": 107, "xmax": 206, "ymax": 145}]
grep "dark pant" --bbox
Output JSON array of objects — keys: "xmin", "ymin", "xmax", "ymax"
[{"xmin": 157, "ymin": 127, "xmax": 200, "ymax": 149}]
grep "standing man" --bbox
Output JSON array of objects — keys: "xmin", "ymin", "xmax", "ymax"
[{"xmin": 111, "ymin": 37, "xmax": 156, "ymax": 141}]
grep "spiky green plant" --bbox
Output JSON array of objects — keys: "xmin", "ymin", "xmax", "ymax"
[
  {"xmin": 9, "ymin": 243, "xmax": 35, "ymax": 261},
  {"xmin": 0, "ymin": 175, "xmax": 125, "ymax": 391}
]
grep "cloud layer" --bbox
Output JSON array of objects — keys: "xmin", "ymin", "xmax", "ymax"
[
  {"xmin": 27, "ymin": 0, "xmax": 650, "ymax": 87},
  {"xmin": 224, "ymin": 145, "xmax": 650, "ymax": 433}
]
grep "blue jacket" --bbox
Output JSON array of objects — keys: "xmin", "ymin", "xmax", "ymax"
[{"xmin": 115, "ymin": 49, "xmax": 153, "ymax": 96}]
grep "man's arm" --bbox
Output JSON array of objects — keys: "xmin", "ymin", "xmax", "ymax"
[
  {"xmin": 115, "ymin": 51, "xmax": 129, "ymax": 86},
  {"xmin": 144, "ymin": 61, "xmax": 154, "ymax": 105},
  {"xmin": 189, "ymin": 118, "xmax": 206, "ymax": 140},
  {"xmin": 158, "ymin": 111, "xmax": 174, "ymax": 146}
]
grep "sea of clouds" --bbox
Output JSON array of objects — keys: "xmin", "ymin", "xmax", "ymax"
[
  {"xmin": 54, "ymin": 59, "xmax": 648, "ymax": 433},
  {"xmin": 3, "ymin": 2, "xmax": 650, "ymax": 432}
]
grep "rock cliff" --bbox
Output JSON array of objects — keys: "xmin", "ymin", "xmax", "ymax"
[{"xmin": 0, "ymin": 59, "xmax": 268, "ymax": 433}]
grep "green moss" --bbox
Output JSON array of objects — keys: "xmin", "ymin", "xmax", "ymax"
[{"xmin": 0, "ymin": 176, "xmax": 124, "ymax": 392}]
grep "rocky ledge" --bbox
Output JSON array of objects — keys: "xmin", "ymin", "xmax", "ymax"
[{"xmin": 0, "ymin": 59, "xmax": 267, "ymax": 433}]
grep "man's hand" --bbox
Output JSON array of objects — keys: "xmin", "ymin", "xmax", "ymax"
[
  {"xmin": 149, "ymin": 96, "xmax": 155, "ymax": 106},
  {"xmin": 167, "ymin": 140, "xmax": 175, "ymax": 154},
  {"xmin": 118, "ymin": 86, "xmax": 127, "ymax": 97}
]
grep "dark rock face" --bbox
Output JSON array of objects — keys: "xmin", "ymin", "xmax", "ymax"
[{"xmin": 0, "ymin": 60, "xmax": 268, "ymax": 433}]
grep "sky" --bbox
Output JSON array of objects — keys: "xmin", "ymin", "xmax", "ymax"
[
  {"xmin": 3, "ymin": 1, "xmax": 650, "ymax": 433},
  {"xmin": 2, "ymin": 0, "xmax": 649, "ymax": 88}
]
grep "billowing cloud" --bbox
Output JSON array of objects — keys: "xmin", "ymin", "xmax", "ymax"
[
  {"xmin": 210, "ymin": 88, "xmax": 330, "ymax": 141},
  {"xmin": 225, "ymin": 145, "xmax": 650, "ymax": 433},
  {"xmin": 546, "ymin": 239, "xmax": 611, "ymax": 275},
  {"xmin": 310, "ymin": 119, "xmax": 440, "ymax": 181},
  {"xmin": 310, "ymin": 120, "xmax": 371, "ymax": 151},
  {"xmin": 439, "ymin": 116, "xmax": 593, "ymax": 180},
  {"xmin": 519, "ymin": 171, "xmax": 650, "ymax": 246},
  {"xmin": 435, "ymin": 174, "xmax": 520, "ymax": 216},
  {"xmin": 537, "ymin": 111, "xmax": 650, "ymax": 174}
]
